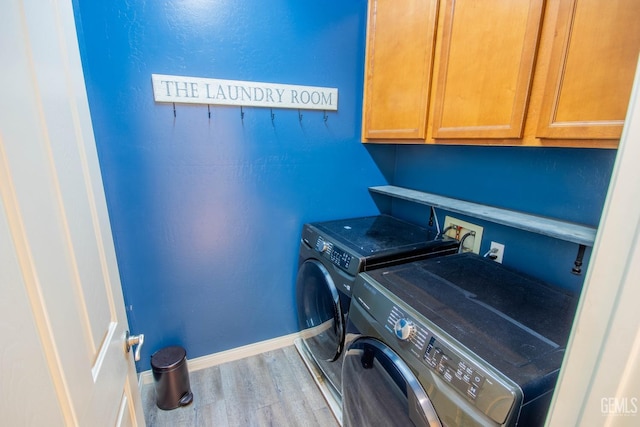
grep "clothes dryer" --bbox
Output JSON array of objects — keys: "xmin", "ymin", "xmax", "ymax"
[
  {"xmin": 295, "ymin": 215, "xmax": 458, "ymax": 414},
  {"xmin": 342, "ymin": 253, "xmax": 579, "ymax": 426}
]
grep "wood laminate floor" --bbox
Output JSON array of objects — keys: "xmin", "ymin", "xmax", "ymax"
[{"xmin": 142, "ymin": 345, "xmax": 340, "ymax": 427}]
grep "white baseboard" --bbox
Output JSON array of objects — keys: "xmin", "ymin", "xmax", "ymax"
[{"xmin": 139, "ymin": 332, "xmax": 301, "ymax": 385}]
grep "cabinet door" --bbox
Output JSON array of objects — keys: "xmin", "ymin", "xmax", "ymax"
[
  {"xmin": 431, "ymin": 0, "xmax": 545, "ymax": 139},
  {"xmin": 537, "ymin": 0, "xmax": 640, "ymax": 140},
  {"xmin": 362, "ymin": 0, "xmax": 439, "ymax": 140}
]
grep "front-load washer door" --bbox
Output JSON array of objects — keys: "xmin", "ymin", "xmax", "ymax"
[
  {"xmin": 342, "ymin": 337, "xmax": 442, "ymax": 427},
  {"xmin": 296, "ymin": 259, "xmax": 344, "ymax": 362}
]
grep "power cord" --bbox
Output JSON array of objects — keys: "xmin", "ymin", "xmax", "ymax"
[{"xmin": 483, "ymin": 247, "xmax": 499, "ymax": 260}]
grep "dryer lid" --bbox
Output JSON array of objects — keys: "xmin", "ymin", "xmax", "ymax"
[{"xmin": 365, "ymin": 253, "xmax": 579, "ymax": 394}]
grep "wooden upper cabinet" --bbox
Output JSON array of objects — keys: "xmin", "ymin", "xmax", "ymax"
[
  {"xmin": 362, "ymin": 0, "xmax": 639, "ymax": 146},
  {"xmin": 362, "ymin": 0, "xmax": 439, "ymax": 140},
  {"xmin": 537, "ymin": 0, "xmax": 640, "ymax": 139},
  {"xmin": 431, "ymin": 0, "xmax": 545, "ymax": 139}
]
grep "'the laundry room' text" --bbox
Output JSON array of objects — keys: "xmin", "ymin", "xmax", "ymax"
[{"xmin": 151, "ymin": 74, "xmax": 338, "ymax": 111}]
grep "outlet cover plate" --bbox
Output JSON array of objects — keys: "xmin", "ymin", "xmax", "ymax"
[{"xmin": 490, "ymin": 241, "xmax": 505, "ymax": 263}]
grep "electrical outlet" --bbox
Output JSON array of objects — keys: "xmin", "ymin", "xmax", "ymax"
[
  {"xmin": 443, "ymin": 216, "xmax": 483, "ymax": 254},
  {"xmin": 490, "ymin": 241, "xmax": 505, "ymax": 263}
]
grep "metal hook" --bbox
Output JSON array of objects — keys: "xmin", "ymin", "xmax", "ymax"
[
  {"xmin": 298, "ymin": 109, "xmax": 303, "ymax": 123},
  {"xmin": 271, "ymin": 108, "xmax": 275, "ymax": 125},
  {"xmin": 323, "ymin": 110, "xmax": 328, "ymax": 123},
  {"xmin": 208, "ymin": 105, "xmax": 211, "ymax": 119},
  {"xmin": 240, "ymin": 106, "xmax": 245, "ymax": 121},
  {"xmin": 172, "ymin": 103, "xmax": 176, "ymax": 118}
]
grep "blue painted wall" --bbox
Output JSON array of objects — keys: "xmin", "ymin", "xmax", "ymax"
[
  {"xmin": 383, "ymin": 145, "xmax": 616, "ymax": 293},
  {"xmin": 73, "ymin": 0, "xmax": 618, "ymax": 373},
  {"xmin": 73, "ymin": 0, "xmax": 392, "ymax": 371}
]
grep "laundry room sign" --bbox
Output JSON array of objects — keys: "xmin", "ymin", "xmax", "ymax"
[{"xmin": 151, "ymin": 74, "xmax": 338, "ymax": 111}]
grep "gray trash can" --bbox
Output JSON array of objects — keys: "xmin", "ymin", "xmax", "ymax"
[{"xmin": 151, "ymin": 346, "xmax": 194, "ymax": 410}]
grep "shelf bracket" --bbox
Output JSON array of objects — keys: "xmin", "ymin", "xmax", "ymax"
[{"xmin": 572, "ymin": 244, "xmax": 587, "ymax": 275}]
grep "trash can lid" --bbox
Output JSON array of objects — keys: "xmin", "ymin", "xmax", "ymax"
[{"xmin": 151, "ymin": 346, "xmax": 187, "ymax": 371}]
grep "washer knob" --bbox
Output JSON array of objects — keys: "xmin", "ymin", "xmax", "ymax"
[
  {"xmin": 315, "ymin": 238, "xmax": 329, "ymax": 253},
  {"xmin": 394, "ymin": 318, "xmax": 416, "ymax": 341}
]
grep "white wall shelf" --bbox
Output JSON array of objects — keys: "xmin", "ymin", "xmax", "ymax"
[{"xmin": 369, "ymin": 185, "xmax": 597, "ymax": 247}]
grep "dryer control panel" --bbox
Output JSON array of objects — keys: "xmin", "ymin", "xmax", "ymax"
[
  {"xmin": 423, "ymin": 335, "xmax": 486, "ymax": 401},
  {"xmin": 386, "ymin": 306, "xmax": 485, "ymax": 401},
  {"xmin": 353, "ymin": 275, "xmax": 520, "ymax": 425}
]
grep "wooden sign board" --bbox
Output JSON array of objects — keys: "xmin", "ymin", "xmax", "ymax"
[{"xmin": 152, "ymin": 74, "xmax": 338, "ymax": 111}]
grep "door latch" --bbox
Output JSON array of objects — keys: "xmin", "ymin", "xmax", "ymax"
[{"xmin": 125, "ymin": 331, "xmax": 145, "ymax": 362}]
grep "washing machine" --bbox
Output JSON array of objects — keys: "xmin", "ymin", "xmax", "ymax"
[
  {"xmin": 342, "ymin": 253, "xmax": 579, "ymax": 427},
  {"xmin": 294, "ymin": 215, "xmax": 459, "ymax": 416}
]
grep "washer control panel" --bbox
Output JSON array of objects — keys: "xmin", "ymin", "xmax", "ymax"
[{"xmin": 315, "ymin": 236, "xmax": 353, "ymax": 270}]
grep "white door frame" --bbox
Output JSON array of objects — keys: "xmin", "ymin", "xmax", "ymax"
[{"xmin": 547, "ymin": 57, "xmax": 640, "ymax": 425}]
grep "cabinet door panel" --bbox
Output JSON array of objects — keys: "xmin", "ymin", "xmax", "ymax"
[
  {"xmin": 431, "ymin": 0, "xmax": 544, "ymax": 139},
  {"xmin": 362, "ymin": 0, "xmax": 439, "ymax": 140},
  {"xmin": 537, "ymin": 0, "xmax": 640, "ymax": 139}
]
